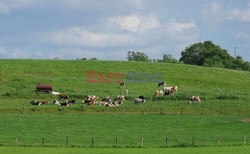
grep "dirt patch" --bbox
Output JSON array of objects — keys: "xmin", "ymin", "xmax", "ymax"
[{"xmin": 241, "ymin": 118, "xmax": 250, "ymax": 123}]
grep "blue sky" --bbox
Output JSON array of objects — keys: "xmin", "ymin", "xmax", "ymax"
[{"xmin": 0, "ymin": 0, "xmax": 250, "ymax": 61}]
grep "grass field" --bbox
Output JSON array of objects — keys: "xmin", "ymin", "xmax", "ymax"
[
  {"xmin": 0, "ymin": 59, "xmax": 249, "ymax": 151},
  {"xmin": 0, "ymin": 114, "xmax": 249, "ymax": 147},
  {"xmin": 0, "ymin": 59, "xmax": 249, "ymax": 114},
  {"xmin": 0, "ymin": 146, "xmax": 250, "ymax": 154}
]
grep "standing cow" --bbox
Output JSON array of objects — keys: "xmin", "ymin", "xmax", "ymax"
[{"xmin": 189, "ymin": 96, "xmax": 201, "ymax": 104}]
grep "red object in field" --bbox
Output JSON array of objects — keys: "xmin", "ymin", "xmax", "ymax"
[{"xmin": 36, "ymin": 83, "xmax": 52, "ymax": 94}]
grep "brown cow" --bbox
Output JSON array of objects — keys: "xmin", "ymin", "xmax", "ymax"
[
  {"xmin": 190, "ymin": 96, "xmax": 201, "ymax": 104},
  {"xmin": 164, "ymin": 89, "xmax": 174, "ymax": 96},
  {"xmin": 87, "ymin": 95, "xmax": 98, "ymax": 102},
  {"xmin": 154, "ymin": 90, "xmax": 163, "ymax": 97},
  {"xmin": 40, "ymin": 101, "xmax": 48, "ymax": 105},
  {"xmin": 58, "ymin": 94, "xmax": 69, "ymax": 100}
]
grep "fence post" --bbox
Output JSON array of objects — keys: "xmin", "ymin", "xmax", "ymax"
[
  {"xmin": 181, "ymin": 108, "xmax": 184, "ymax": 115},
  {"xmin": 66, "ymin": 137, "xmax": 69, "ymax": 147},
  {"xmin": 141, "ymin": 137, "xmax": 144, "ymax": 147},
  {"xmin": 115, "ymin": 137, "xmax": 118, "ymax": 147},
  {"xmin": 141, "ymin": 109, "xmax": 144, "ymax": 115},
  {"xmin": 217, "ymin": 137, "xmax": 220, "ymax": 146},
  {"xmin": 244, "ymin": 136, "xmax": 247, "ymax": 145},
  {"xmin": 122, "ymin": 107, "xmax": 124, "ymax": 115},
  {"xmin": 165, "ymin": 137, "xmax": 168, "ymax": 147},
  {"xmin": 15, "ymin": 136, "xmax": 18, "ymax": 144},
  {"xmin": 21, "ymin": 107, "xmax": 24, "ymax": 114},
  {"xmin": 91, "ymin": 137, "xmax": 94, "ymax": 147},
  {"xmin": 192, "ymin": 137, "xmax": 195, "ymax": 146},
  {"xmin": 62, "ymin": 107, "xmax": 64, "ymax": 114},
  {"xmin": 201, "ymin": 108, "xmax": 204, "ymax": 115},
  {"xmin": 42, "ymin": 137, "xmax": 45, "ymax": 146},
  {"xmin": 82, "ymin": 107, "xmax": 85, "ymax": 114}
]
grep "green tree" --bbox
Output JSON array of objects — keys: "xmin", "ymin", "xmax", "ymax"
[
  {"xmin": 162, "ymin": 54, "xmax": 179, "ymax": 63},
  {"xmin": 180, "ymin": 41, "xmax": 234, "ymax": 68},
  {"xmin": 231, "ymin": 56, "xmax": 250, "ymax": 71},
  {"xmin": 127, "ymin": 51, "xmax": 149, "ymax": 61}
]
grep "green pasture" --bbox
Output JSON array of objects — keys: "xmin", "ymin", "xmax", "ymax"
[
  {"xmin": 0, "ymin": 114, "xmax": 249, "ymax": 147},
  {"xmin": 0, "ymin": 59, "xmax": 249, "ymax": 150},
  {"xmin": 0, "ymin": 59, "xmax": 249, "ymax": 114},
  {"xmin": 0, "ymin": 146, "xmax": 250, "ymax": 154}
]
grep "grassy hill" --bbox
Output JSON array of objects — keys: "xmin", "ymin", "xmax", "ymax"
[
  {"xmin": 0, "ymin": 59, "xmax": 249, "ymax": 114},
  {"xmin": 0, "ymin": 59, "xmax": 249, "ymax": 148}
]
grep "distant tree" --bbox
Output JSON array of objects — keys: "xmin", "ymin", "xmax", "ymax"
[
  {"xmin": 81, "ymin": 58, "xmax": 87, "ymax": 60},
  {"xmin": 231, "ymin": 56, "xmax": 250, "ymax": 71},
  {"xmin": 127, "ymin": 51, "xmax": 149, "ymax": 61},
  {"xmin": 180, "ymin": 41, "xmax": 234, "ymax": 68},
  {"xmin": 162, "ymin": 54, "xmax": 180, "ymax": 63},
  {"xmin": 90, "ymin": 57, "xmax": 97, "ymax": 60}
]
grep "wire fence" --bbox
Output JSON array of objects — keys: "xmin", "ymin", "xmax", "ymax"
[
  {"xmin": 7, "ymin": 106, "xmax": 248, "ymax": 116},
  {"xmin": 0, "ymin": 135, "xmax": 248, "ymax": 148}
]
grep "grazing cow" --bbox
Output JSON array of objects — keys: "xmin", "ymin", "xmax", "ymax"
[
  {"xmin": 53, "ymin": 99, "xmax": 60, "ymax": 105},
  {"xmin": 97, "ymin": 100, "xmax": 123, "ymax": 107},
  {"xmin": 58, "ymin": 94, "xmax": 69, "ymax": 100},
  {"xmin": 190, "ymin": 96, "xmax": 201, "ymax": 104},
  {"xmin": 125, "ymin": 89, "xmax": 128, "ymax": 96},
  {"xmin": 154, "ymin": 90, "xmax": 164, "ymax": 97},
  {"xmin": 97, "ymin": 101, "xmax": 108, "ymax": 106},
  {"xmin": 60, "ymin": 102, "xmax": 71, "ymax": 107},
  {"xmin": 87, "ymin": 95, "xmax": 98, "ymax": 102},
  {"xmin": 82, "ymin": 99, "xmax": 94, "ymax": 106},
  {"xmin": 114, "ymin": 95, "xmax": 125, "ymax": 101},
  {"xmin": 40, "ymin": 101, "xmax": 48, "ymax": 105},
  {"xmin": 52, "ymin": 91, "xmax": 60, "ymax": 95},
  {"xmin": 120, "ymin": 82, "xmax": 125, "ymax": 88},
  {"xmin": 158, "ymin": 82, "xmax": 166, "ymax": 87},
  {"xmin": 134, "ymin": 98, "xmax": 146, "ymax": 104},
  {"xmin": 102, "ymin": 97, "xmax": 112, "ymax": 103},
  {"xmin": 164, "ymin": 89, "xmax": 174, "ymax": 96},
  {"xmin": 172, "ymin": 86, "xmax": 178, "ymax": 92},
  {"xmin": 67, "ymin": 100, "xmax": 75, "ymax": 104},
  {"xmin": 30, "ymin": 101, "xmax": 41, "ymax": 105},
  {"xmin": 138, "ymin": 95, "xmax": 145, "ymax": 100},
  {"xmin": 163, "ymin": 86, "xmax": 178, "ymax": 94},
  {"xmin": 87, "ymin": 102, "xmax": 94, "ymax": 106},
  {"xmin": 82, "ymin": 99, "xmax": 89, "ymax": 103}
]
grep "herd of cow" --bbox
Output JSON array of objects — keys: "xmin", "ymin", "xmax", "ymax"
[{"xmin": 30, "ymin": 82, "xmax": 201, "ymax": 107}]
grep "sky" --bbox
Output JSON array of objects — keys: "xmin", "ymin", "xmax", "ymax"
[{"xmin": 0, "ymin": 0, "xmax": 250, "ymax": 61}]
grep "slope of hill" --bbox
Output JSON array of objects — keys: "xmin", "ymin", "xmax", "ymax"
[{"xmin": 0, "ymin": 59, "xmax": 249, "ymax": 114}]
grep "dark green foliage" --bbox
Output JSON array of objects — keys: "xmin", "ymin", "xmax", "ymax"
[
  {"xmin": 160, "ymin": 54, "xmax": 180, "ymax": 64},
  {"xmin": 127, "ymin": 51, "xmax": 149, "ymax": 61},
  {"xmin": 180, "ymin": 41, "xmax": 249, "ymax": 71}
]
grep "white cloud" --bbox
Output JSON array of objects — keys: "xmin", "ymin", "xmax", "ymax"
[
  {"xmin": 0, "ymin": 46, "xmax": 32, "ymax": 59},
  {"xmin": 0, "ymin": 2, "xmax": 10, "ymax": 13},
  {"xmin": 44, "ymin": 26, "xmax": 138, "ymax": 47},
  {"xmin": 0, "ymin": 0, "xmax": 39, "ymax": 13},
  {"xmin": 227, "ymin": 8, "xmax": 250, "ymax": 22},
  {"xmin": 11, "ymin": 49, "xmax": 31, "ymax": 58},
  {"xmin": 236, "ymin": 31, "xmax": 250, "ymax": 41},
  {"xmin": 0, "ymin": 46, "xmax": 7, "ymax": 54},
  {"xmin": 164, "ymin": 19, "xmax": 200, "ymax": 43},
  {"xmin": 166, "ymin": 19, "xmax": 197, "ymax": 33},
  {"xmin": 202, "ymin": 2, "xmax": 225, "ymax": 28},
  {"xmin": 109, "ymin": 14, "xmax": 160, "ymax": 34}
]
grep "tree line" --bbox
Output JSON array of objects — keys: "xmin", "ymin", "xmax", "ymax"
[{"xmin": 127, "ymin": 41, "xmax": 250, "ymax": 72}]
